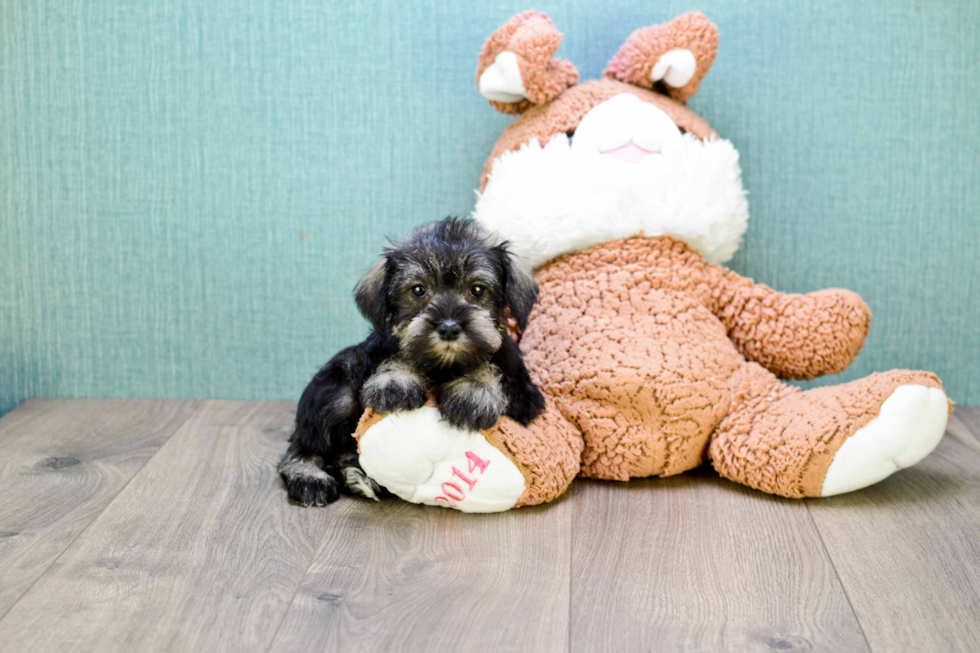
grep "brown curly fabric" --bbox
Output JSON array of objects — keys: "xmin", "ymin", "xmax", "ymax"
[
  {"xmin": 604, "ymin": 11, "xmax": 719, "ymax": 104},
  {"xmin": 484, "ymin": 394, "xmax": 583, "ymax": 508},
  {"xmin": 524, "ymin": 237, "xmax": 740, "ymax": 481},
  {"xmin": 475, "ymin": 10, "xmax": 579, "ymax": 115},
  {"xmin": 706, "ymin": 266, "xmax": 872, "ymax": 380},
  {"xmin": 710, "ymin": 365, "xmax": 949, "ymax": 497},
  {"xmin": 519, "ymin": 235, "xmax": 930, "ymax": 492}
]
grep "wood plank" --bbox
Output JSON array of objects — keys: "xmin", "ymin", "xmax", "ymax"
[
  {"xmin": 0, "ymin": 400, "xmax": 332, "ymax": 653},
  {"xmin": 955, "ymin": 406, "xmax": 980, "ymax": 444},
  {"xmin": 269, "ymin": 489, "xmax": 572, "ymax": 653},
  {"xmin": 807, "ymin": 412, "xmax": 980, "ymax": 652},
  {"xmin": 0, "ymin": 398, "xmax": 199, "ymax": 617},
  {"xmin": 571, "ymin": 470, "xmax": 870, "ymax": 653}
]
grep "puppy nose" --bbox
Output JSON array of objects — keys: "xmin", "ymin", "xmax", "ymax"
[{"xmin": 437, "ymin": 320, "xmax": 462, "ymax": 341}]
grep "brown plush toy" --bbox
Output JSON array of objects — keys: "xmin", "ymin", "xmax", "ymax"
[{"xmin": 353, "ymin": 11, "xmax": 952, "ymax": 512}]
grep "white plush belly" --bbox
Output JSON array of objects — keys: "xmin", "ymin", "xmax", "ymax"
[{"xmin": 358, "ymin": 406, "xmax": 526, "ymax": 513}]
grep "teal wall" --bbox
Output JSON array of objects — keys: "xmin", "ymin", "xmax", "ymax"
[{"xmin": 2, "ymin": 0, "xmax": 979, "ymax": 416}]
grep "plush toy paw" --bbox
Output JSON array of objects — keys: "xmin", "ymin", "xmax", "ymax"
[
  {"xmin": 821, "ymin": 384, "xmax": 950, "ymax": 496},
  {"xmin": 358, "ymin": 406, "xmax": 526, "ymax": 512}
]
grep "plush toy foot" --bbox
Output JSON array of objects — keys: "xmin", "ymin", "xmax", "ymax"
[
  {"xmin": 353, "ymin": 394, "xmax": 583, "ymax": 511},
  {"xmin": 820, "ymin": 384, "xmax": 949, "ymax": 496},
  {"xmin": 710, "ymin": 364, "xmax": 951, "ymax": 499},
  {"xmin": 357, "ymin": 406, "xmax": 527, "ymax": 513}
]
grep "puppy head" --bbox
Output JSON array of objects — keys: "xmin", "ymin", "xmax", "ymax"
[{"xmin": 355, "ymin": 217, "xmax": 537, "ymax": 372}]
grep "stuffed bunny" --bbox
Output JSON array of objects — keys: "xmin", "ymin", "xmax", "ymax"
[{"xmin": 353, "ymin": 11, "xmax": 951, "ymax": 512}]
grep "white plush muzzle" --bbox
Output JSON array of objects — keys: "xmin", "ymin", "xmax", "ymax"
[{"xmin": 473, "ymin": 94, "xmax": 749, "ymax": 267}]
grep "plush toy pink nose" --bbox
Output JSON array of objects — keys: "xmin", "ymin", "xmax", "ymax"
[
  {"xmin": 601, "ymin": 94, "xmax": 653, "ymax": 163},
  {"xmin": 573, "ymin": 91, "xmax": 681, "ymax": 164},
  {"xmin": 602, "ymin": 143, "xmax": 654, "ymax": 164}
]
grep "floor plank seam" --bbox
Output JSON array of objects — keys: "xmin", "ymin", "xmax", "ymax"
[
  {"xmin": 567, "ymin": 485, "xmax": 574, "ymax": 653},
  {"xmin": 804, "ymin": 499, "xmax": 875, "ymax": 653},
  {"xmin": 0, "ymin": 401, "xmax": 202, "ymax": 623},
  {"xmin": 263, "ymin": 502, "xmax": 337, "ymax": 652}
]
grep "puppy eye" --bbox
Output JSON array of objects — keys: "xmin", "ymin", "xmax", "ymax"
[
  {"xmin": 470, "ymin": 285, "xmax": 486, "ymax": 298},
  {"xmin": 410, "ymin": 284, "xmax": 426, "ymax": 298}
]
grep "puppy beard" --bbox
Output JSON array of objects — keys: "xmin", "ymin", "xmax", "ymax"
[{"xmin": 400, "ymin": 310, "xmax": 503, "ymax": 373}]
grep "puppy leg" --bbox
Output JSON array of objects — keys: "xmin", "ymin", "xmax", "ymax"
[
  {"xmin": 281, "ymin": 339, "xmax": 390, "ymax": 506},
  {"xmin": 360, "ymin": 358, "xmax": 429, "ymax": 413},
  {"xmin": 438, "ymin": 363, "xmax": 507, "ymax": 430},
  {"xmin": 494, "ymin": 336, "xmax": 546, "ymax": 426},
  {"xmin": 335, "ymin": 451, "xmax": 384, "ymax": 501},
  {"xmin": 278, "ymin": 439, "xmax": 342, "ymax": 506}
]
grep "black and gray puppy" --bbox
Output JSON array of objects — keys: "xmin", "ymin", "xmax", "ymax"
[{"xmin": 278, "ymin": 217, "xmax": 546, "ymax": 506}]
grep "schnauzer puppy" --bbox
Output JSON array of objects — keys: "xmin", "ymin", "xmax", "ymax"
[{"xmin": 278, "ymin": 217, "xmax": 546, "ymax": 506}]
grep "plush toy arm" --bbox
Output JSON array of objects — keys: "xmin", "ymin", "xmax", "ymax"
[{"xmin": 705, "ymin": 264, "xmax": 871, "ymax": 380}]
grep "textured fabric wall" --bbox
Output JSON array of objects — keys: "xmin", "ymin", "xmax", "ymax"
[{"xmin": 2, "ymin": 0, "xmax": 978, "ymax": 416}]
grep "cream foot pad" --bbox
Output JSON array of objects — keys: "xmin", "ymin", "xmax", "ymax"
[{"xmin": 821, "ymin": 384, "xmax": 949, "ymax": 497}]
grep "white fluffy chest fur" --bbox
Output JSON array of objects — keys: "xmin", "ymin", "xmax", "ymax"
[{"xmin": 473, "ymin": 132, "xmax": 749, "ymax": 267}]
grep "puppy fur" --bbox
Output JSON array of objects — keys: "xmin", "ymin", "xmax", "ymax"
[{"xmin": 279, "ymin": 217, "xmax": 545, "ymax": 506}]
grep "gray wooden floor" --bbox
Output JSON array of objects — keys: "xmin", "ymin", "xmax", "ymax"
[{"xmin": 1, "ymin": 399, "xmax": 978, "ymax": 652}]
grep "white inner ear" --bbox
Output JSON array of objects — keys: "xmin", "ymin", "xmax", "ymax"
[
  {"xmin": 479, "ymin": 51, "xmax": 528, "ymax": 103},
  {"xmin": 651, "ymin": 49, "xmax": 697, "ymax": 88}
]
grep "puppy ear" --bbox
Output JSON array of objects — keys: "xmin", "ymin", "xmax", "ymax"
[
  {"xmin": 501, "ymin": 251, "xmax": 538, "ymax": 330},
  {"xmin": 354, "ymin": 259, "xmax": 391, "ymax": 336}
]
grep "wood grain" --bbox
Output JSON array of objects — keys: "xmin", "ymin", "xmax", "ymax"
[
  {"xmin": 0, "ymin": 400, "xmax": 331, "ymax": 653},
  {"xmin": 0, "ymin": 398, "xmax": 199, "ymax": 617},
  {"xmin": 2, "ymin": 399, "xmax": 978, "ymax": 651},
  {"xmin": 955, "ymin": 406, "xmax": 980, "ymax": 444},
  {"xmin": 807, "ymin": 412, "xmax": 980, "ymax": 652},
  {"xmin": 570, "ymin": 470, "xmax": 870, "ymax": 653},
  {"xmin": 268, "ymin": 490, "xmax": 572, "ymax": 653}
]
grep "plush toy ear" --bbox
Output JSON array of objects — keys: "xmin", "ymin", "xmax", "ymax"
[
  {"xmin": 476, "ymin": 11, "xmax": 579, "ymax": 115},
  {"xmin": 354, "ymin": 259, "xmax": 391, "ymax": 336},
  {"xmin": 604, "ymin": 11, "xmax": 719, "ymax": 104},
  {"xmin": 500, "ymin": 249, "xmax": 538, "ymax": 331}
]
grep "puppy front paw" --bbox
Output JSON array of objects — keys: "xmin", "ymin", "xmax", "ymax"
[
  {"xmin": 438, "ymin": 372, "xmax": 506, "ymax": 431},
  {"xmin": 504, "ymin": 382, "xmax": 546, "ymax": 426},
  {"xmin": 361, "ymin": 381, "xmax": 427, "ymax": 413},
  {"xmin": 360, "ymin": 360, "xmax": 428, "ymax": 413},
  {"xmin": 439, "ymin": 394, "xmax": 500, "ymax": 431}
]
